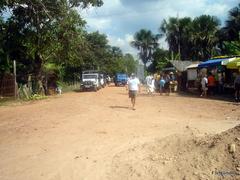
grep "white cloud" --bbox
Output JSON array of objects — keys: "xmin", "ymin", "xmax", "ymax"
[
  {"xmin": 79, "ymin": 0, "xmax": 239, "ymax": 56},
  {"xmin": 204, "ymin": 3, "xmax": 230, "ymax": 18},
  {"xmin": 86, "ymin": 18, "xmax": 111, "ymax": 31},
  {"xmin": 107, "ymin": 34, "xmax": 138, "ymax": 57}
]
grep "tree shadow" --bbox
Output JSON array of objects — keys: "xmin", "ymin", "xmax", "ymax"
[
  {"xmin": 118, "ymin": 93, "xmax": 160, "ymax": 97},
  {"xmin": 110, "ymin": 105, "xmax": 130, "ymax": 109},
  {"xmin": 177, "ymin": 91, "xmax": 236, "ymax": 103},
  {"xmin": 73, "ymin": 89, "xmax": 82, "ymax": 93},
  {"xmin": 73, "ymin": 89, "xmax": 96, "ymax": 93}
]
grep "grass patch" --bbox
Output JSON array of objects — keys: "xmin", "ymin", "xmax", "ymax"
[{"xmin": 60, "ymin": 82, "xmax": 80, "ymax": 93}]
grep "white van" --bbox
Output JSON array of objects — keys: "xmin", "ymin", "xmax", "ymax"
[{"xmin": 81, "ymin": 70, "xmax": 101, "ymax": 91}]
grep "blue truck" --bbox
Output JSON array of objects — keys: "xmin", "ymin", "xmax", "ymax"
[{"xmin": 114, "ymin": 73, "xmax": 128, "ymax": 86}]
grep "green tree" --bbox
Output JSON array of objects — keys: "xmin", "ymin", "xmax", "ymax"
[
  {"xmin": 160, "ymin": 17, "xmax": 193, "ymax": 60},
  {"xmin": 123, "ymin": 53, "xmax": 137, "ymax": 75},
  {"xmin": 160, "ymin": 17, "xmax": 181, "ymax": 59},
  {"xmin": 150, "ymin": 48, "xmax": 170, "ymax": 72},
  {"xmin": 83, "ymin": 31, "xmax": 109, "ymax": 70},
  {"xmin": 224, "ymin": 3, "xmax": 240, "ymax": 41},
  {"xmin": 103, "ymin": 46, "xmax": 125, "ymax": 75},
  {"xmin": 191, "ymin": 15, "xmax": 220, "ymax": 60},
  {"xmin": 131, "ymin": 29, "xmax": 161, "ymax": 69},
  {"xmin": 218, "ymin": 4, "xmax": 240, "ymax": 55},
  {"xmin": 160, "ymin": 15, "xmax": 220, "ymax": 61},
  {"xmin": 1, "ymin": 0, "xmax": 103, "ymax": 92},
  {"xmin": 0, "ymin": 17, "xmax": 10, "ymax": 76}
]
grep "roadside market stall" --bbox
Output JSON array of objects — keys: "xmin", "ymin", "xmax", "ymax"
[
  {"xmin": 198, "ymin": 57, "xmax": 237, "ymax": 93},
  {"xmin": 224, "ymin": 58, "xmax": 240, "ymax": 90},
  {"xmin": 186, "ymin": 63, "xmax": 200, "ymax": 90},
  {"xmin": 226, "ymin": 58, "xmax": 240, "ymax": 70}
]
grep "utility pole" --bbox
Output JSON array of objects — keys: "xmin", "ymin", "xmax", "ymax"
[
  {"xmin": 177, "ymin": 13, "xmax": 181, "ymax": 60},
  {"xmin": 13, "ymin": 60, "xmax": 17, "ymax": 99}
]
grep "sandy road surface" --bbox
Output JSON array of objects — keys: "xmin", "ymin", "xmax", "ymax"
[{"xmin": 0, "ymin": 85, "xmax": 239, "ymax": 180}]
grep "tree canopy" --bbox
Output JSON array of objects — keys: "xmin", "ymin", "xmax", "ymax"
[
  {"xmin": 0, "ymin": 0, "xmax": 138, "ymax": 91},
  {"xmin": 131, "ymin": 29, "xmax": 161, "ymax": 68},
  {"xmin": 131, "ymin": 3, "xmax": 240, "ymax": 73}
]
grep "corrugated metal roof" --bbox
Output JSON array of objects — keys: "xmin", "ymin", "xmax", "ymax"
[
  {"xmin": 169, "ymin": 60, "xmax": 200, "ymax": 72},
  {"xmin": 186, "ymin": 63, "xmax": 199, "ymax": 69}
]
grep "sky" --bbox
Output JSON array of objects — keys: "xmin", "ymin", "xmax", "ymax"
[{"xmin": 81, "ymin": 0, "xmax": 239, "ymax": 57}]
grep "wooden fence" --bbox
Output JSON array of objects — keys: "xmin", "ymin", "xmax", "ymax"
[{"xmin": 0, "ymin": 74, "xmax": 16, "ymax": 97}]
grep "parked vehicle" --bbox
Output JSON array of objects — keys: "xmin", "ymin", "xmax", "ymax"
[
  {"xmin": 114, "ymin": 73, "xmax": 128, "ymax": 86},
  {"xmin": 81, "ymin": 70, "xmax": 101, "ymax": 91}
]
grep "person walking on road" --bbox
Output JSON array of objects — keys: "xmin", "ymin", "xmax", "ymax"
[
  {"xmin": 146, "ymin": 75, "xmax": 154, "ymax": 94},
  {"xmin": 159, "ymin": 75, "xmax": 165, "ymax": 95},
  {"xmin": 126, "ymin": 73, "xmax": 141, "ymax": 110}
]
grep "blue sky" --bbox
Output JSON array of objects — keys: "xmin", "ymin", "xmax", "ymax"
[{"xmin": 81, "ymin": 0, "xmax": 239, "ymax": 56}]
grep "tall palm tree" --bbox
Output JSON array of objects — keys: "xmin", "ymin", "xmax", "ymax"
[
  {"xmin": 131, "ymin": 29, "xmax": 161, "ymax": 69},
  {"xmin": 160, "ymin": 17, "xmax": 193, "ymax": 60},
  {"xmin": 160, "ymin": 17, "xmax": 180, "ymax": 58},
  {"xmin": 191, "ymin": 15, "xmax": 220, "ymax": 60},
  {"xmin": 217, "ymin": 4, "xmax": 240, "ymax": 55},
  {"xmin": 224, "ymin": 3, "xmax": 240, "ymax": 41}
]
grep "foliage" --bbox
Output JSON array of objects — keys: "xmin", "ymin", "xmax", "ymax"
[
  {"xmin": 223, "ymin": 3, "xmax": 240, "ymax": 41},
  {"xmin": 160, "ymin": 15, "xmax": 220, "ymax": 61},
  {"xmin": 218, "ymin": 3, "xmax": 240, "ymax": 55},
  {"xmin": 131, "ymin": 29, "xmax": 161, "ymax": 68},
  {"xmin": 1, "ymin": 1, "xmax": 239, "ymax": 93},
  {"xmin": 28, "ymin": 94, "xmax": 47, "ymax": 100},
  {"xmin": 123, "ymin": 53, "xmax": 138, "ymax": 75},
  {"xmin": 0, "ymin": 0, "xmax": 105, "ymax": 91},
  {"xmin": 150, "ymin": 48, "xmax": 170, "ymax": 72},
  {"xmin": 0, "ymin": 0, "xmax": 138, "ymax": 95},
  {"xmin": 222, "ymin": 41, "xmax": 240, "ymax": 55}
]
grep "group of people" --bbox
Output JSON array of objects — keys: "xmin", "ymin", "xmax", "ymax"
[
  {"xmin": 146, "ymin": 72, "xmax": 176, "ymax": 95},
  {"xmin": 200, "ymin": 71, "xmax": 240, "ymax": 101},
  {"xmin": 126, "ymin": 71, "xmax": 240, "ymax": 110},
  {"xmin": 126, "ymin": 72, "xmax": 176, "ymax": 110},
  {"xmin": 200, "ymin": 73, "xmax": 216, "ymax": 97}
]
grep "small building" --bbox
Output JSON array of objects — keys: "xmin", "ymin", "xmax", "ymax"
[
  {"xmin": 169, "ymin": 60, "xmax": 195, "ymax": 72},
  {"xmin": 186, "ymin": 63, "xmax": 200, "ymax": 90},
  {"xmin": 163, "ymin": 60, "xmax": 200, "ymax": 91}
]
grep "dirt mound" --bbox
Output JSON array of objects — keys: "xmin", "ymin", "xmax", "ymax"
[{"xmin": 108, "ymin": 125, "xmax": 240, "ymax": 180}]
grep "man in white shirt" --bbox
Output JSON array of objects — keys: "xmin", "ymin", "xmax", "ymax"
[
  {"xmin": 200, "ymin": 74, "xmax": 208, "ymax": 97},
  {"xmin": 126, "ymin": 73, "xmax": 141, "ymax": 110}
]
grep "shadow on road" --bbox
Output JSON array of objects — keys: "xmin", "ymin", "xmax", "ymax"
[
  {"xmin": 110, "ymin": 105, "xmax": 130, "ymax": 109},
  {"xmin": 177, "ymin": 91, "xmax": 236, "ymax": 103}
]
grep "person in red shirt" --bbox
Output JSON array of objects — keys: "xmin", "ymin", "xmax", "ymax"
[{"xmin": 207, "ymin": 73, "xmax": 216, "ymax": 95}]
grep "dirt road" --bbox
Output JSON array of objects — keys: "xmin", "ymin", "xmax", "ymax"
[{"xmin": 0, "ymin": 86, "xmax": 239, "ymax": 180}]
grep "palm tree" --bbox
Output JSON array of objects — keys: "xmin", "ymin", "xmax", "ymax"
[
  {"xmin": 191, "ymin": 15, "xmax": 220, "ymax": 60},
  {"xmin": 217, "ymin": 4, "xmax": 240, "ymax": 55},
  {"xmin": 160, "ymin": 18, "xmax": 180, "ymax": 58},
  {"xmin": 160, "ymin": 17, "xmax": 193, "ymax": 60},
  {"xmin": 224, "ymin": 3, "xmax": 240, "ymax": 41},
  {"xmin": 131, "ymin": 29, "xmax": 161, "ymax": 69}
]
